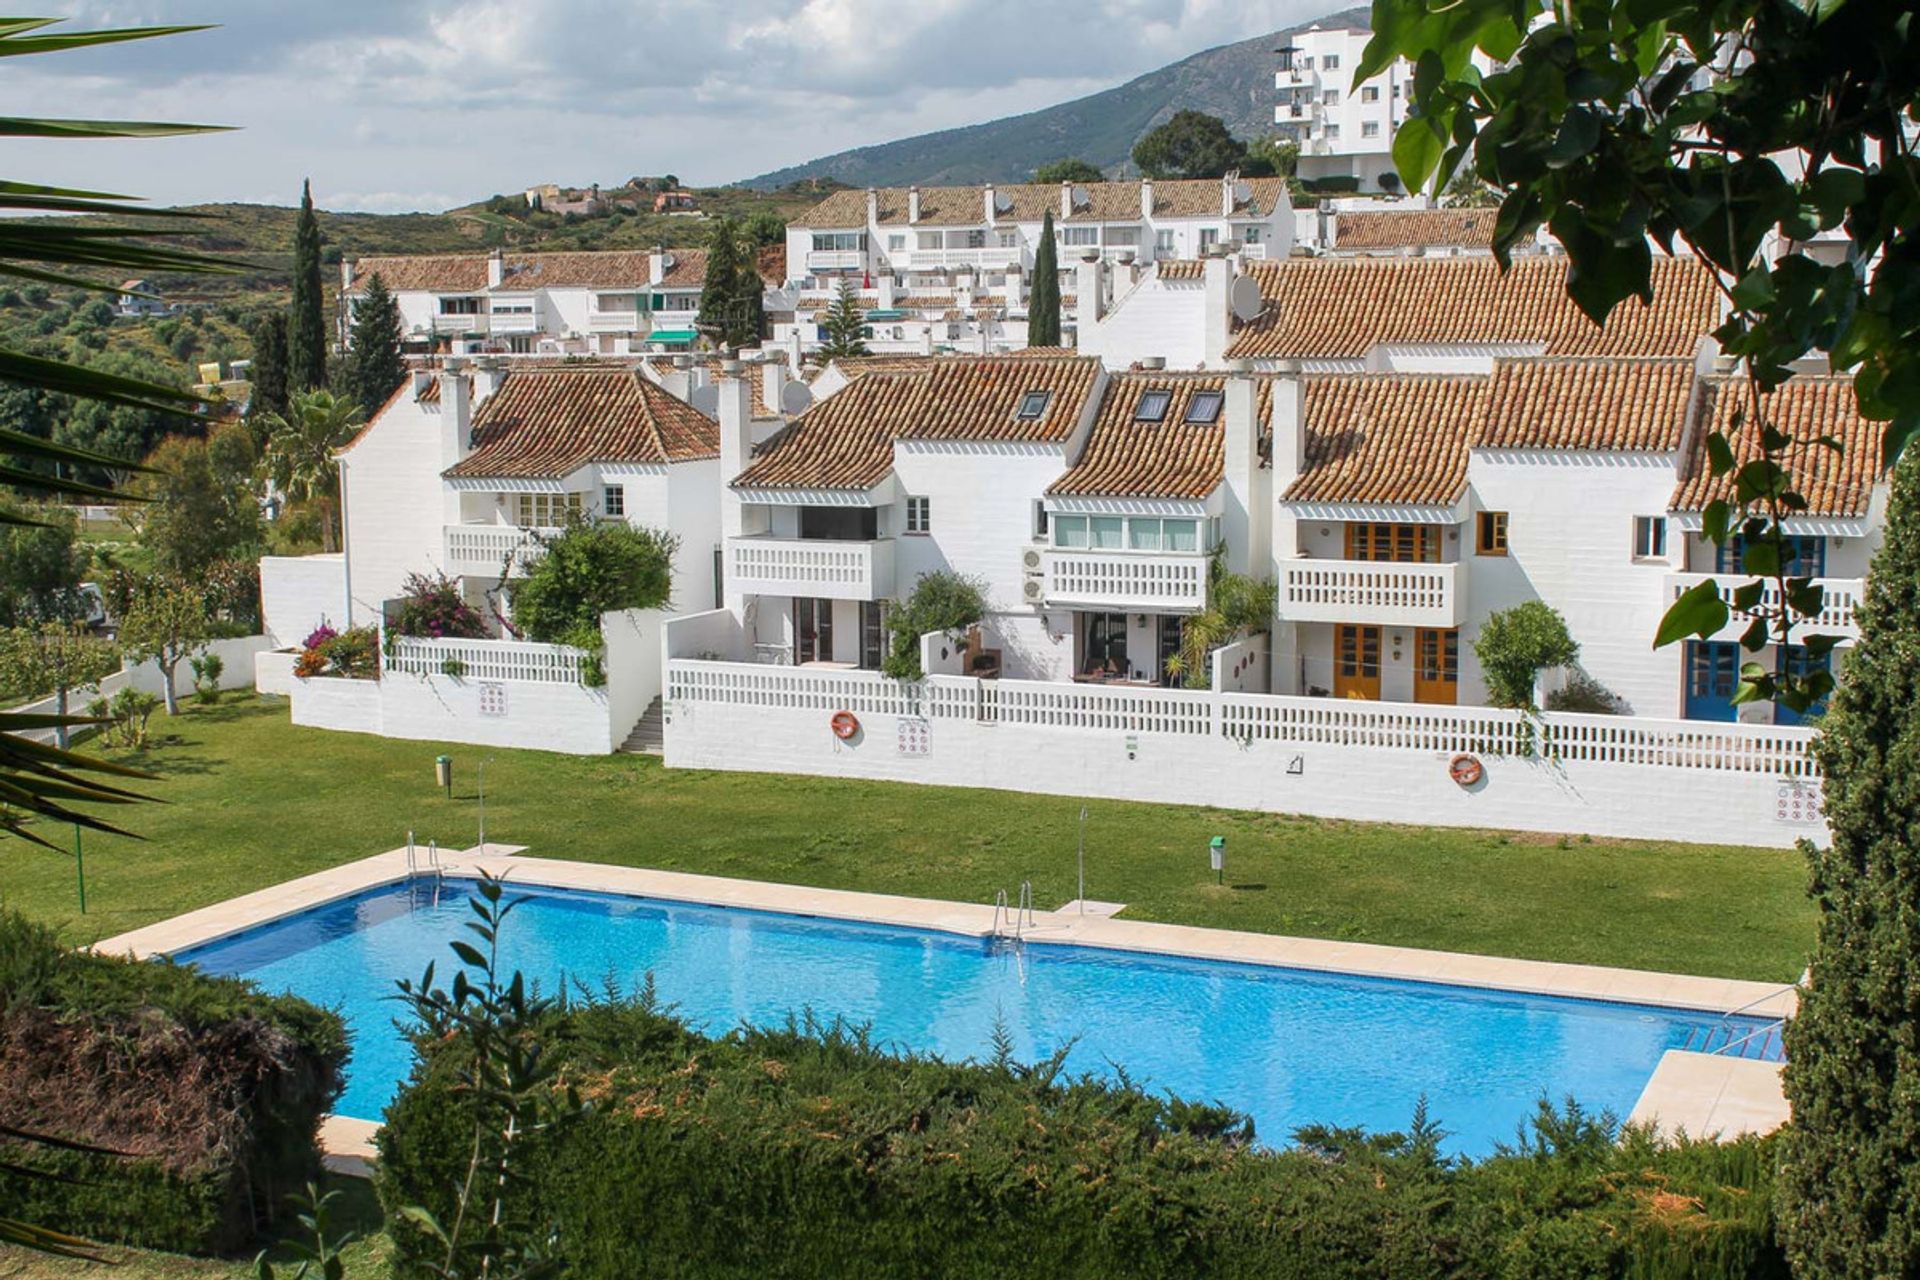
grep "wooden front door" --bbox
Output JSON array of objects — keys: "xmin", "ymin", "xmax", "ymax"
[
  {"xmin": 793, "ymin": 598, "xmax": 833, "ymax": 664},
  {"xmin": 1334, "ymin": 624, "xmax": 1381, "ymax": 700},
  {"xmin": 1414, "ymin": 628, "xmax": 1459, "ymax": 705}
]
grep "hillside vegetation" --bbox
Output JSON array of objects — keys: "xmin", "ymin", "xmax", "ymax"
[{"xmin": 741, "ymin": 7, "xmax": 1369, "ymax": 188}]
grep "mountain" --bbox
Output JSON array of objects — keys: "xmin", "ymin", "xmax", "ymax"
[{"xmin": 739, "ymin": 7, "xmax": 1370, "ymax": 190}]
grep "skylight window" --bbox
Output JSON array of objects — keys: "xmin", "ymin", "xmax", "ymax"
[
  {"xmin": 1184, "ymin": 391, "xmax": 1224, "ymax": 424},
  {"xmin": 1134, "ymin": 390, "xmax": 1172, "ymax": 423},
  {"xmin": 1016, "ymin": 390, "xmax": 1051, "ymax": 420}
]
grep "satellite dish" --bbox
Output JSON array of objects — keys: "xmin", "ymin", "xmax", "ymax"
[
  {"xmin": 780, "ymin": 381, "xmax": 814, "ymax": 415},
  {"xmin": 994, "ymin": 192, "xmax": 1014, "ymax": 215},
  {"xmin": 1069, "ymin": 184, "xmax": 1090, "ymax": 209},
  {"xmin": 1230, "ymin": 275, "xmax": 1264, "ymax": 323},
  {"xmin": 1233, "ymin": 180, "xmax": 1254, "ymax": 205}
]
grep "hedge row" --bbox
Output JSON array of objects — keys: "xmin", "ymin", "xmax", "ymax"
[
  {"xmin": 377, "ymin": 998, "xmax": 1787, "ymax": 1280},
  {"xmin": 0, "ymin": 908, "xmax": 348, "ymax": 1254}
]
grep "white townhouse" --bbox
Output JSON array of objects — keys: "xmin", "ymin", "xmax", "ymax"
[
  {"xmin": 1273, "ymin": 21, "xmax": 1499, "ymax": 194},
  {"xmin": 775, "ymin": 177, "xmax": 1296, "ymax": 358},
  {"xmin": 339, "ymin": 247, "xmax": 789, "ymax": 359}
]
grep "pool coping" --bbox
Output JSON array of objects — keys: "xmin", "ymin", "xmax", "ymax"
[{"xmin": 93, "ymin": 843, "xmax": 1798, "ymax": 1167}]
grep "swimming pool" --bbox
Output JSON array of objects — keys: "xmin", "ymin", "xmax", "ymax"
[{"xmin": 174, "ymin": 879, "xmax": 1782, "ymax": 1157}]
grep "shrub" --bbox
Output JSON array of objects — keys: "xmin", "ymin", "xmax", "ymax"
[
  {"xmin": 84, "ymin": 687, "xmax": 162, "ymax": 748},
  {"xmin": 189, "ymin": 651, "xmax": 224, "ymax": 705},
  {"xmin": 317, "ymin": 625, "xmax": 379, "ymax": 679},
  {"xmin": 506, "ymin": 518, "xmax": 678, "ymax": 644},
  {"xmin": 0, "ymin": 907, "xmax": 346, "ymax": 1255},
  {"xmin": 377, "ymin": 993, "xmax": 1788, "ymax": 1280},
  {"xmin": 881, "ymin": 570, "xmax": 987, "ymax": 679},
  {"xmin": 390, "ymin": 571, "xmax": 486, "ymax": 641},
  {"xmin": 1473, "ymin": 601, "xmax": 1579, "ymax": 709},
  {"xmin": 1546, "ymin": 671, "xmax": 1624, "ymax": 715}
]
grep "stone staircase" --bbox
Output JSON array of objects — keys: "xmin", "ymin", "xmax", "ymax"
[{"xmin": 620, "ymin": 696, "xmax": 664, "ymax": 754}]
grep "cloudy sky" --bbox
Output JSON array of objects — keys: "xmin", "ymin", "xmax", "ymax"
[{"xmin": 0, "ymin": 1, "xmax": 1330, "ymax": 213}]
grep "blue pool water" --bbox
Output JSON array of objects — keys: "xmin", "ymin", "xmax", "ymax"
[{"xmin": 175, "ymin": 881, "xmax": 1779, "ymax": 1157}]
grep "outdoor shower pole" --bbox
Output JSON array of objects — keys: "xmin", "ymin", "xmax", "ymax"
[
  {"xmin": 477, "ymin": 757, "xmax": 491, "ymax": 852},
  {"xmin": 73, "ymin": 823, "xmax": 85, "ymax": 914},
  {"xmin": 1076, "ymin": 806, "xmax": 1087, "ymax": 914}
]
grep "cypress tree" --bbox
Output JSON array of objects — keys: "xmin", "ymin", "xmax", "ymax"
[
  {"xmin": 1028, "ymin": 208, "xmax": 1061, "ymax": 347},
  {"xmin": 288, "ymin": 179, "xmax": 327, "ymax": 391},
  {"xmin": 732, "ymin": 246, "xmax": 766, "ymax": 348},
  {"xmin": 817, "ymin": 280, "xmax": 868, "ymax": 359},
  {"xmin": 345, "ymin": 272, "xmax": 406, "ymax": 418},
  {"xmin": 248, "ymin": 311, "xmax": 290, "ymax": 424},
  {"xmin": 1777, "ymin": 449, "xmax": 1920, "ymax": 1276},
  {"xmin": 699, "ymin": 219, "xmax": 751, "ymax": 349}
]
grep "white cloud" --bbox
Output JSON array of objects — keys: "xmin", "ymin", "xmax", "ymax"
[{"xmin": 0, "ymin": 0, "xmax": 1334, "ymax": 210}]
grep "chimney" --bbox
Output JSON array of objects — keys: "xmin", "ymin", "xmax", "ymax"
[
  {"xmin": 1139, "ymin": 178, "xmax": 1154, "ymax": 220},
  {"xmin": 761, "ymin": 356, "xmax": 788, "ymax": 415},
  {"xmin": 717, "ymin": 359, "xmax": 753, "ymax": 540},
  {"xmin": 1221, "ymin": 169, "xmax": 1239, "ymax": 217},
  {"xmin": 1203, "ymin": 252, "xmax": 1234, "ymax": 366},
  {"xmin": 341, "ymin": 256, "xmax": 357, "ymax": 292},
  {"xmin": 908, "ymin": 186, "xmax": 921, "ymax": 223},
  {"xmin": 659, "ymin": 352, "xmax": 694, "ymax": 403},
  {"xmin": 1075, "ymin": 251, "xmax": 1105, "ymax": 327},
  {"xmin": 1059, "ymin": 180, "xmax": 1073, "ymax": 218},
  {"xmin": 648, "ymin": 246, "xmax": 668, "ymax": 287},
  {"xmin": 410, "ymin": 367, "xmax": 433, "ymax": 398},
  {"xmin": 1140, "ymin": 356, "xmax": 1166, "ymax": 371},
  {"xmin": 486, "ymin": 248, "xmax": 504, "ymax": 290},
  {"xmin": 439, "ymin": 358, "xmax": 472, "ymax": 472},
  {"xmin": 865, "ymin": 187, "xmax": 879, "ymax": 226},
  {"xmin": 1222, "ymin": 359, "xmax": 1269, "ymax": 579},
  {"xmin": 1269, "ymin": 359, "xmax": 1303, "ymax": 560},
  {"xmin": 982, "ymin": 184, "xmax": 996, "ymax": 225},
  {"xmin": 475, "ymin": 357, "xmax": 508, "ymax": 401}
]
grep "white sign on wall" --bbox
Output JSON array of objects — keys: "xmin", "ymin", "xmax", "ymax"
[
  {"xmin": 478, "ymin": 682, "xmax": 508, "ymax": 718},
  {"xmin": 1774, "ymin": 779, "xmax": 1823, "ymax": 825},
  {"xmin": 898, "ymin": 717, "xmax": 930, "ymax": 756}
]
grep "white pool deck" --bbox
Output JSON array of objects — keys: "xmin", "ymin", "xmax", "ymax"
[{"xmin": 95, "ymin": 843, "xmax": 1797, "ymax": 1173}]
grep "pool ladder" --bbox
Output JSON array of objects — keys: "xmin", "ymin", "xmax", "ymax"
[
  {"xmin": 990, "ymin": 882, "xmax": 1036, "ymax": 945},
  {"xmin": 1684, "ymin": 982, "xmax": 1796, "ymax": 1061},
  {"xmin": 404, "ymin": 831, "xmax": 444, "ymax": 906}
]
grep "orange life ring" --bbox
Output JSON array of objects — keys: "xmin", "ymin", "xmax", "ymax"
[
  {"xmin": 1449, "ymin": 754, "xmax": 1484, "ymax": 787},
  {"xmin": 830, "ymin": 710, "xmax": 860, "ymax": 740}
]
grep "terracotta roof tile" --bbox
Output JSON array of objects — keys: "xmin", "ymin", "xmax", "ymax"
[
  {"xmin": 1230, "ymin": 255, "xmax": 1719, "ymax": 361},
  {"xmin": 1479, "ymin": 357, "xmax": 1699, "ymax": 452},
  {"xmin": 1155, "ymin": 260, "xmax": 1208, "ymax": 281},
  {"xmin": 1332, "ymin": 208, "xmax": 1499, "ymax": 252},
  {"xmin": 1049, "ymin": 372, "xmax": 1270, "ymax": 500},
  {"xmin": 444, "ymin": 367, "xmax": 717, "ymax": 480},
  {"xmin": 737, "ymin": 355, "xmax": 1101, "ymax": 490},
  {"xmin": 1670, "ymin": 375, "xmax": 1885, "ymax": 517},
  {"xmin": 655, "ymin": 248, "xmax": 707, "ymax": 289},
  {"xmin": 1284, "ymin": 374, "xmax": 1484, "ymax": 507},
  {"xmin": 350, "ymin": 247, "xmax": 782, "ymax": 295},
  {"xmin": 349, "ymin": 255, "xmax": 489, "ymax": 293},
  {"xmin": 795, "ymin": 177, "xmax": 1288, "ymax": 228},
  {"xmin": 492, "ymin": 251, "xmax": 655, "ymax": 292}
]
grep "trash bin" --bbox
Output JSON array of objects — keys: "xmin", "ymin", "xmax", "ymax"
[{"xmin": 435, "ymin": 755, "xmax": 453, "ymax": 796}]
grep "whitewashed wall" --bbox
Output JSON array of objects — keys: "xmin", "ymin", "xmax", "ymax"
[
  {"xmin": 603, "ymin": 608, "xmax": 667, "ymax": 743},
  {"xmin": 289, "ymin": 667, "xmax": 616, "ymax": 755},
  {"xmin": 663, "ymin": 662, "xmax": 1826, "ymax": 849},
  {"xmin": 1079, "ymin": 276, "xmax": 1211, "ymax": 370},
  {"xmin": 7, "ymin": 635, "xmax": 271, "ymax": 742},
  {"xmin": 339, "ymin": 391, "xmax": 457, "ymax": 625},
  {"xmin": 260, "ymin": 554, "xmax": 347, "ymax": 649}
]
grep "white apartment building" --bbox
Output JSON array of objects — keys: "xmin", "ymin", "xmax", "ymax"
[
  {"xmin": 1275, "ymin": 22, "xmax": 1497, "ymax": 193},
  {"xmin": 775, "ymin": 177, "xmax": 1296, "ymax": 357},
  {"xmin": 339, "ymin": 247, "xmax": 789, "ymax": 359}
]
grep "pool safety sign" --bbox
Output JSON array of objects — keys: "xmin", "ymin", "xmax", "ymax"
[
  {"xmin": 478, "ymin": 682, "xmax": 508, "ymax": 717},
  {"xmin": 1774, "ymin": 779, "xmax": 1823, "ymax": 826},
  {"xmin": 898, "ymin": 717, "xmax": 930, "ymax": 756}
]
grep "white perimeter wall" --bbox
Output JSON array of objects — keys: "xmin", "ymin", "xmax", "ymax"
[
  {"xmin": 260, "ymin": 554, "xmax": 347, "ymax": 649},
  {"xmin": 340, "ymin": 394, "xmax": 454, "ymax": 625},
  {"xmin": 663, "ymin": 662, "xmax": 1826, "ymax": 849},
  {"xmin": 291, "ymin": 672, "xmax": 616, "ymax": 754}
]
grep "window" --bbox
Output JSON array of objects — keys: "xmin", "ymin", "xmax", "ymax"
[
  {"xmin": 1054, "ymin": 514, "xmax": 1088, "ymax": 548},
  {"xmin": 888, "ymin": 234, "xmax": 905, "ymax": 251},
  {"xmin": 1155, "ymin": 229, "xmax": 1176, "ymax": 254},
  {"xmin": 602, "ymin": 485, "xmax": 625, "ymax": 519},
  {"xmin": 1199, "ymin": 228, "xmax": 1220, "ymax": 250},
  {"xmin": 1361, "ymin": 121, "xmax": 1380, "ymax": 138},
  {"xmin": 1362, "ymin": 85, "xmax": 1380, "ymax": 102},
  {"xmin": 439, "ymin": 296, "xmax": 482, "ymax": 315},
  {"xmin": 1476, "ymin": 510, "xmax": 1509, "ymax": 556},
  {"xmin": 1242, "ymin": 226, "xmax": 1262, "ymax": 244},
  {"xmin": 1016, "ymin": 389, "xmax": 1052, "ymax": 420},
  {"xmin": 1184, "ymin": 391, "xmax": 1224, "ymax": 424},
  {"xmin": 1324, "ymin": 123, "xmax": 1341, "ymax": 140},
  {"xmin": 1300, "ymin": 55, "xmax": 1314, "ymax": 69},
  {"xmin": 1089, "ymin": 516, "xmax": 1124, "ymax": 549},
  {"xmin": 1032, "ymin": 501, "xmax": 1049, "ymax": 539},
  {"xmin": 997, "ymin": 230, "xmax": 1019, "ymax": 247},
  {"xmin": 1134, "ymin": 389, "xmax": 1172, "ymax": 422},
  {"xmin": 1322, "ymin": 89, "xmax": 1340, "ymax": 106},
  {"xmin": 1632, "ymin": 516, "xmax": 1667, "ymax": 561},
  {"xmin": 1348, "ymin": 522, "xmax": 1439, "ymax": 563},
  {"xmin": 1103, "ymin": 226, "xmax": 1140, "ymax": 246},
  {"xmin": 1128, "ymin": 518, "xmax": 1162, "ymax": 551},
  {"xmin": 905, "ymin": 496, "xmax": 931, "ymax": 535},
  {"xmin": 1164, "ymin": 518, "xmax": 1200, "ymax": 552},
  {"xmin": 810, "ymin": 232, "xmax": 865, "ymax": 252},
  {"xmin": 964, "ymin": 229, "xmax": 986, "ymax": 249},
  {"xmin": 1322, "ymin": 52, "xmax": 1340, "ymax": 69},
  {"xmin": 1718, "ymin": 532, "xmax": 1826, "ymax": 576},
  {"xmin": 1063, "ymin": 226, "xmax": 1099, "ymax": 246},
  {"xmin": 514, "ymin": 492, "xmax": 583, "ymax": 528}
]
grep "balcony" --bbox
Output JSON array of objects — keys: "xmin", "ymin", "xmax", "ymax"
[
  {"xmin": 488, "ymin": 309, "xmax": 539, "ymax": 334},
  {"xmin": 1280, "ymin": 559, "xmax": 1466, "ymax": 627},
  {"xmin": 1664, "ymin": 572, "xmax": 1864, "ymax": 644},
  {"xmin": 432, "ymin": 313, "xmax": 487, "ymax": 335},
  {"xmin": 728, "ymin": 536, "xmax": 895, "ymax": 602},
  {"xmin": 588, "ymin": 308, "xmax": 645, "ymax": 332},
  {"xmin": 1040, "ymin": 549, "xmax": 1208, "ymax": 612},
  {"xmin": 806, "ymin": 250, "xmax": 867, "ymax": 271},
  {"xmin": 905, "ymin": 246, "xmax": 1025, "ymax": 271},
  {"xmin": 444, "ymin": 524, "xmax": 558, "ymax": 578}
]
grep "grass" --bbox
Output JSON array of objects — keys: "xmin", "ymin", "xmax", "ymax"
[
  {"xmin": 0, "ymin": 695, "xmax": 1816, "ymax": 1277},
  {"xmin": 5, "ymin": 696, "xmax": 1815, "ymax": 982}
]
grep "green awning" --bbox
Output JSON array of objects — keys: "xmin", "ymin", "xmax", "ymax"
[
  {"xmin": 864, "ymin": 308, "xmax": 905, "ymax": 321},
  {"xmin": 648, "ymin": 330, "xmax": 699, "ymax": 344}
]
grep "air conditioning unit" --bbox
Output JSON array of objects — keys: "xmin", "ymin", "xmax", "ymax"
[
  {"xmin": 1021, "ymin": 548, "xmax": 1044, "ymax": 572},
  {"xmin": 1022, "ymin": 578, "xmax": 1046, "ymax": 603}
]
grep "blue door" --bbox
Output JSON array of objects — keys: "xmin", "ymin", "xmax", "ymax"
[
  {"xmin": 1685, "ymin": 641, "xmax": 1741, "ymax": 721},
  {"xmin": 1775, "ymin": 645, "xmax": 1832, "ymax": 726}
]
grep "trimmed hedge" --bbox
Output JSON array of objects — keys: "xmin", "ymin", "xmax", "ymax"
[
  {"xmin": 377, "ymin": 999, "xmax": 1787, "ymax": 1279},
  {"xmin": 0, "ymin": 907, "xmax": 347, "ymax": 1254}
]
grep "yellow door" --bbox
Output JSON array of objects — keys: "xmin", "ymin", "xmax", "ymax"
[
  {"xmin": 1414, "ymin": 628, "xmax": 1459, "ymax": 705},
  {"xmin": 1335, "ymin": 625, "xmax": 1382, "ymax": 700}
]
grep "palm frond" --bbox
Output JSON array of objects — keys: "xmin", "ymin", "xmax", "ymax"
[{"xmin": 0, "ymin": 20, "xmax": 213, "ymax": 56}]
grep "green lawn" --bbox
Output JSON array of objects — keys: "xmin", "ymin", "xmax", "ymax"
[
  {"xmin": 6, "ymin": 695, "xmax": 1815, "ymax": 982},
  {"xmin": 0, "ymin": 695, "xmax": 1816, "ymax": 1278}
]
